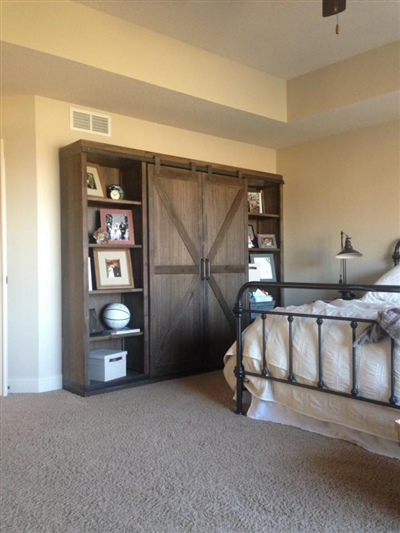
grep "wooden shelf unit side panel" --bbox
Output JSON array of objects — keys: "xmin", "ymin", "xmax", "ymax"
[
  {"xmin": 59, "ymin": 150, "xmax": 90, "ymax": 389},
  {"xmin": 140, "ymin": 163, "xmax": 149, "ymax": 376},
  {"xmin": 278, "ymin": 181, "xmax": 284, "ymax": 282}
]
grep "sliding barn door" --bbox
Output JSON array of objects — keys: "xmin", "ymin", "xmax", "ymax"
[
  {"xmin": 202, "ymin": 172, "xmax": 247, "ymax": 367},
  {"xmin": 148, "ymin": 164, "xmax": 203, "ymax": 376},
  {"xmin": 147, "ymin": 164, "xmax": 247, "ymax": 377}
]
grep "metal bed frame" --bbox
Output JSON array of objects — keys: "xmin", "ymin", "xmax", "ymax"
[{"xmin": 233, "ymin": 248, "xmax": 400, "ymax": 418}]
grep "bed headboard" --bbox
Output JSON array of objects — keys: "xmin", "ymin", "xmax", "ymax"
[{"xmin": 393, "ymin": 239, "xmax": 400, "ymax": 266}]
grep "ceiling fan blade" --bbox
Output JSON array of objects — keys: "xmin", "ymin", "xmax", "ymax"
[{"xmin": 323, "ymin": 0, "xmax": 346, "ymax": 17}]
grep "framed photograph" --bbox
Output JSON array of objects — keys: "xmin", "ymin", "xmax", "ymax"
[
  {"xmin": 248, "ymin": 224, "xmax": 257, "ymax": 248},
  {"xmin": 257, "ymin": 234, "xmax": 277, "ymax": 249},
  {"xmin": 249, "ymin": 253, "xmax": 276, "ymax": 281},
  {"xmin": 248, "ymin": 191, "xmax": 263, "ymax": 214},
  {"xmin": 87, "ymin": 164, "xmax": 105, "ymax": 198},
  {"xmin": 93, "ymin": 248, "xmax": 134, "ymax": 289},
  {"xmin": 100, "ymin": 208, "xmax": 135, "ymax": 245}
]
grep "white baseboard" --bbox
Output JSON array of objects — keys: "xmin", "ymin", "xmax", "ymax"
[{"xmin": 7, "ymin": 374, "xmax": 62, "ymax": 393}]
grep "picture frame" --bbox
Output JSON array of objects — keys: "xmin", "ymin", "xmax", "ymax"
[
  {"xmin": 248, "ymin": 191, "xmax": 263, "ymax": 214},
  {"xmin": 249, "ymin": 253, "xmax": 276, "ymax": 281},
  {"xmin": 93, "ymin": 248, "xmax": 134, "ymax": 289},
  {"xmin": 248, "ymin": 263, "xmax": 260, "ymax": 282},
  {"xmin": 100, "ymin": 208, "xmax": 135, "ymax": 245},
  {"xmin": 88, "ymin": 257, "xmax": 93, "ymax": 291},
  {"xmin": 87, "ymin": 164, "xmax": 105, "ymax": 198},
  {"xmin": 248, "ymin": 224, "xmax": 257, "ymax": 248},
  {"xmin": 257, "ymin": 234, "xmax": 277, "ymax": 249},
  {"xmin": 89, "ymin": 308, "xmax": 101, "ymax": 335}
]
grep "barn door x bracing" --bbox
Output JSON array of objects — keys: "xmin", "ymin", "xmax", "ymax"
[{"xmin": 147, "ymin": 163, "xmax": 247, "ymax": 377}]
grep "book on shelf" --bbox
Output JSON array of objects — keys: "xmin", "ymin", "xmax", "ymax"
[
  {"xmin": 109, "ymin": 327, "xmax": 141, "ymax": 335},
  {"xmin": 90, "ymin": 327, "xmax": 141, "ymax": 337}
]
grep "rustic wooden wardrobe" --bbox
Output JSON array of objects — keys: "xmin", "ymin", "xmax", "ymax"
[{"xmin": 59, "ymin": 140, "xmax": 283, "ymax": 395}]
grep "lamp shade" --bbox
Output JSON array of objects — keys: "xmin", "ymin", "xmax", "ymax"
[{"xmin": 335, "ymin": 234, "xmax": 362, "ymax": 260}]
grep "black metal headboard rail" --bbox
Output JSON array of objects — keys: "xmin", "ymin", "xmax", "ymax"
[
  {"xmin": 233, "ymin": 281, "xmax": 400, "ymax": 416},
  {"xmin": 393, "ymin": 239, "xmax": 400, "ymax": 266}
]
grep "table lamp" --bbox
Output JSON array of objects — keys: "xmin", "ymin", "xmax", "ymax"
[{"xmin": 335, "ymin": 231, "xmax": 362, "ymax": 299}]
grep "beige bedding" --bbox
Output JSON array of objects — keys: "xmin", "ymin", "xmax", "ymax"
[{"xmin": 224, "ymin": 297, "xmax": 400, "ymax": 450}]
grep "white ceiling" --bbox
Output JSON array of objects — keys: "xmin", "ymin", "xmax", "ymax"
[
  {"xmin": 2, "ymin": 1, "xmax": 400, "ymax": 149},
  {"xmin": 76, "ymin": 0, "xmax": 400, "ymax": 80}
]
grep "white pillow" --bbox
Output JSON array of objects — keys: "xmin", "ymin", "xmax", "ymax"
[{"xmin": 361, "ymin": 265, "xmax": 400, "ymax": 304}]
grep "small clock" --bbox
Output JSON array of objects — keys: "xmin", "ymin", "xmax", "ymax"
[{"xmin": 107, "ymin": 185, "xmax": 124, "ymax": 200}]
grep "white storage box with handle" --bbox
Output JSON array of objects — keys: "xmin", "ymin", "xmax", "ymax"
[{"xmin": 89, "ymin": 349, "xmax": 127, "ymax": 382}]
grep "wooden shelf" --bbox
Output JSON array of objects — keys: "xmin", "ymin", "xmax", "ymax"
[
  {"xmin": 89, "ymin": 288, "xmax": 143, "ymax": 294},
  {"xmin": 85, "ymin": 371, "xmax": 150, "ymax": 396},
  {"xmin": 89, "ymin": 244, "xmax": 143, "ymax": 249},
  {"xmin": 249, "ymin": 248, "xmax": 280, "ymax": 253},
  {"xmin": 90, "ymin": 331, "xmax": 144, "ymax": 341},
  {"xmin": 88, "ymin": 198, "xmax": 142, "ymax": 207},
  {"xmin": 248, "ymin": 212, "xmax": 280, "ymax": 219}
]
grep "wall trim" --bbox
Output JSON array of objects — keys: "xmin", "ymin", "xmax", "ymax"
[{"xmin": 8, "ymin": 375, "xmax": 62, "ymax": 393}]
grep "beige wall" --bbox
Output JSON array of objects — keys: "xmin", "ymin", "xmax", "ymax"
[
  {"xmin": 3, "ymin": 0, "xmax": 286, "ymax": 122},
  {"xmin": 3, "ymin": 94, "xmax": 400, "ymax": 391},
  {"xmin": 2, "ymin": 2, "xmax": 399, "ymax": 394},
  {"xmin": 288, "ymin": 42, "xmax": 400, "ymax": 121},
  {"xmin": 2, "ymin": 95, "xmax": 276, "ymax": 392},
  {"xmin": 2, "ymin": 97, "xmax": 40, "ymax": 389},
  {"xmin": 278, "ymin": 120, "xmax": 400, "ymax": 305}
]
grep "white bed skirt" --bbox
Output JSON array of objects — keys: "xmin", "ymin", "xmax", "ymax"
[
  {"xmin": 224, "ymin": 356, "xmax": 400, "ymax": 460},
  {"xmin": 247, "ymin": 395, "xmax": 400, "ymax": 459}
]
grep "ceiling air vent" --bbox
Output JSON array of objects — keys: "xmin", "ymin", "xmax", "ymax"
[{"xmin": 70, "ymin": 108, "xmax": 111, "ymax": 136}]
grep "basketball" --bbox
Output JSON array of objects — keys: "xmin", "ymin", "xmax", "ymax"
[{"xmin": 102, "ymin": 303, "xmax": 131, "ymax": 330}]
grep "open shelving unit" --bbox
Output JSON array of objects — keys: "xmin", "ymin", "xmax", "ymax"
[
  {"xmin": 59, "ymin": 140, "xmax": 149, "ymax": 395},
  {"xmin": 247, "ymin": 177, "xmax": 284, "ymax": 306},
  {"xmin": 59, "ymin": 139, "xmax": 284, "ymax": 395}
]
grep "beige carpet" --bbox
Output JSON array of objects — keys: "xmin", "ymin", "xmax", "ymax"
[{"xmin": 1, "ymin": 371, "xmax": 399, "ymax": 533}]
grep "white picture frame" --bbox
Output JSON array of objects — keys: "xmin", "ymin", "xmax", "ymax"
[
  {"xmin": 93, "ymin": 248, "xmax": 134, "ymax": 289},
  {"xmin": 86, "ymin": 163, "xmax": 106, "ymax": 198},
  {"xmin": 249, "ymin": 253, "xmax": 276, "ymax": 281},
  {"xmin": 248, "ymin": 192, "xmax": 263, "ymax": 214}
]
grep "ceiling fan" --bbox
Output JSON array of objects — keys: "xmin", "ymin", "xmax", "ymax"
[{"xmin": 322, "ymin": 0, "xmax": 346, "ymax": 34}]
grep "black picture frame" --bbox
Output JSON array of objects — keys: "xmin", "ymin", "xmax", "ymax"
[
  {"xmin": 248, "ymin": 224, "xmax": 257, "ymax": 248},
  {"xmin": 89, "ymin": 308, "xmax": 101, "ymax": 334}
]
